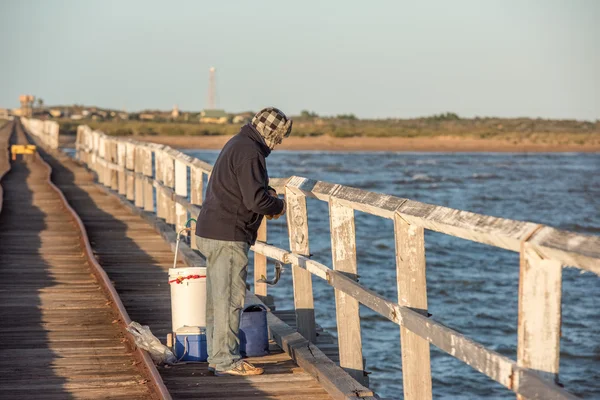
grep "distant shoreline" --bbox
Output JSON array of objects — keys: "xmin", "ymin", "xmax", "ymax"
[{"xmin": 131, "ymin": 135, "xmax": 600, "ymax": 153}]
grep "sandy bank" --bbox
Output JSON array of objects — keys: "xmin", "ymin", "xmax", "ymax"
[{"xmin": 131, "ymin": 135, "xmax": 599, "ymax": 153}]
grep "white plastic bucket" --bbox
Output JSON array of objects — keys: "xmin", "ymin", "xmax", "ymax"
[{"xmin": 168, "ymin": 267, "xmax": 207, "ymax": 331}]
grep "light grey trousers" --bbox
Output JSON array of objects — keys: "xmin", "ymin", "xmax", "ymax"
[{"xmin": 195, "ymin": 236, "xmax": 250, "ymax": 371}]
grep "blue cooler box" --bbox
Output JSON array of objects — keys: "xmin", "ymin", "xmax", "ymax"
[{"xmin": 174, "ymin": 326, "xmax": 208, "ymax": 362}]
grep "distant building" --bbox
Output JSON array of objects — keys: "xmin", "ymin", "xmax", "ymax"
[
  {"xmin": 49, "ymin": 109, "xmax": 63, "ymax": 118},
  {"xmin": 139, "ymin": 113, "xmax": 155, "ymax": 120},
  {"xmin": 0, "ymin": 108, "xmax": 8, "ymax": 118},
  {"xmin": 200, "ymin": 109, "xmax": 229, "ymax": 124},
  {"xmin": 71, "ymin": 114, "xmax": 84, "ymax": 120},
  {"xmin": 171, "ymin": 105, "xmax": 180, "ymax": 119},
  {"xmin": 118, "ymin": 112, "xmax": 129, "ymax": 120},
  {"xmin": 233, "ymin": 112, "xmax": 253, "ymax": 124}
]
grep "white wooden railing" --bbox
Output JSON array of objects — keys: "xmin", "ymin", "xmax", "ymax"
[
  {"xmin": 21, "ymin": 118, "xmax": 60, "ymax": 149},
  {"xmin": 32, "ymin": 120, "xmax": 599, "ymax": 400}
]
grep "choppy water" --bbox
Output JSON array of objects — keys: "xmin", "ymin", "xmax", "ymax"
[{"xmin": 186, "ymin": 150, "xmax": 600, "ymax": 399}]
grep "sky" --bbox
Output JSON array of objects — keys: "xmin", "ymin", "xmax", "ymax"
[{"xmin": 1, "ymin": 0, "xmax": 599, "ymax": 120}]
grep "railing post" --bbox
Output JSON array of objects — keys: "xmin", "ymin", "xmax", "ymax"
[
  {"xmin": 329, "ymin": 198, "xmax": 366, "ymax": 385},
  {"xmin": 95, "ymin": 135, "xmax": 101, "ymax": 182},
  {"xmin": 143, "ymin": 147, "xmax": 154, "ymax": 213},
  {"xmin": 75, "ymin": 127, "xmax": 81, "ymax": 161},
  {"xmin": 103, "ymin": 137, "xmax": 110, "ymax": 186},
  {"xmin": 175, "ymin": 159, "xmax": 188, "ymax": 233},
  {"xmin": 254, "ymin": 219, "xmax": 268, "ymax": 298},
  {"xmin": 516, "ymin": 242, "xmax": 562, "ymax": 398},
  {"xmin": 110, "ymin": 141, "xmax": 118, "ymax": 191},
  {"xmin": 96, "ymin": 135, "xmax": 106, "ymax": 185},
  {"xmin": 189, "ymin": 166, "xmax": 204, "ymax": 249},
  {"xmin": 125, "ymin": 143, "xmax": 135, "ymax": 201},
  {"xmin": 117, "ymin": 142, "xmax": 126, "ymax": 195},
  {"xmin": 52, "ymin": 121, "xmax": 59, "ymax": 149},
  {"xmin": 394, "ymin": 214, "xmax": 432, "ymax": 400},
  {"xmin": 134, "ymin": 147, "xmax": 144, "ymax": 209},
  {"xmin": 91, "ymin": 132, "xmax": 98, "ymax": 175},
  {"xmin": 163, "ymin": 153, "xmax": 176, "ymax": 225},
  {"xmin": 285, "ymin": 187, "xmax": 316, "ymax": 343},
  {"xmin": 156, "ymin": 150, "xmax": 166, "ymax": 219},
  {"xmin": 190, "ymin": 167, "xmax": 204, "ymax": 206}
]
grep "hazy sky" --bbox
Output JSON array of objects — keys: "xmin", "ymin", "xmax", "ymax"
[{"xmin": 1, "ymin": 0, "xmax": 598, "ymax": 120}]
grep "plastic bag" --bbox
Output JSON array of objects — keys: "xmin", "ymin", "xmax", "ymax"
[{"xmin": 127, "ymin": 321, "xmax": 177, "ymax": 365}]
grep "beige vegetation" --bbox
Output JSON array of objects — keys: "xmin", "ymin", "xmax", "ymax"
[{"xmin": 56, "ymin": 114, "xmax": 600, "ymax": 152}]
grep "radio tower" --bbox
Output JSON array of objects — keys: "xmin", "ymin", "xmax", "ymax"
[{"xmin": 208, "ymin": 67, "xmax": 216, "ymax": 109}]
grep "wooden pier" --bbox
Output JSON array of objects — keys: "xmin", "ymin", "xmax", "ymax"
[{"xmin": 0, "ymin": 117, "xmax": 597, "ymax": 399}]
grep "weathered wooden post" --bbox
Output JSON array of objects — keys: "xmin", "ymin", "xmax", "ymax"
[
  {"xmin": 96, "ymin": 135, "xmax": 103, "ymax": 184},
  {"xmin": 143, "ymin": 147, "xmax": 154, "ymax": 213},
  {"xmin": 163, "ymin": 152, "xmax": 176, "ymax": 225},
  {"xmin": 125, "ymin": 143, "xmax": 135, "ymax": 201},
  {"xmin": 102, "ymin": 137, "xmax": 110, "ymax": 186},
  {"xmin": 174, "ymin": 158, "xmax": 188, "ymax": 232},
  {"xmin": 190, "ymin": 167, "xmax": 204, "ymax": 206},
  {"xmin": 75, "ymin": 126, "xmax": 81, "ymax": 161},
  {"xmin": 156, "ymin": 150, "xmax": 166, "ymax": 219},
  {"xmin": 134, "ymin": 147, "xmax": 144, "ymax": 209},
  {"xmin": 94, "ymin": 132, "xmax": 101, "ymax": 177},
  {"xmin": 90, "ymin": 131, "xmax": 97, "ymax": 174},
  {"xmin": 117, "ymin": 142, "xmax": 126, "ymax": 195},
  {"xmin": 189, "ymin": 166, "xmax": 204, "ymax": 248},
  {"xmin": 394, "ymin": 214, "xmax": 432, "ymax": 400},
  {"xmin": 329, "ymin": 198, "xmax": 366, "ymax": 385},
  {"xmin": 110, "ymin": 140, "xmax": 118, "ymax": 191},
  {"xmin": 285, "ymin": 186, "xmax": 316, "ymax": 343},
  {"xmin": 254, "ymin": 220, "xmax": 268, "ymax": 298},
  {"xmin": 516, "ymin": 239, "xmax": 562, "ymax": 399}
]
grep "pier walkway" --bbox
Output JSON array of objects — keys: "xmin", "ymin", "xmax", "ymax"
[{"xmin": 0, "ymin": 121, "xmax": 158, "ymax": 399}]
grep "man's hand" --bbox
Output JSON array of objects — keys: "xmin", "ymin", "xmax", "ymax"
[{"xmin": 266, "ymin": 191, "xmax": 286, "ymax": 220}]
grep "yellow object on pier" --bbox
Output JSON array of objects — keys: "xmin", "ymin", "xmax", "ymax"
[{"xmin": 11, "ymin": 144, "xmax": 37, "ymax": 160}]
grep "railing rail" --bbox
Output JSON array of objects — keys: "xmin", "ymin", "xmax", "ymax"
[{"xmin": 66, "ymin": 122, "xmax": 597, "ymax": 400}]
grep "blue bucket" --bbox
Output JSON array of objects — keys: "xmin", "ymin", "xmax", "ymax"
[{"xmin": 239, "ymin": 304, "xmax": 269, "ymax": 357}]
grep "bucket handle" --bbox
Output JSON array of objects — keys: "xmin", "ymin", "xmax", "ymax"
[
  {"xmin": 241, "ymin": 304, "xmax": 268, "ymax": 319},
  {"xmin": 176, "ymin": 335, "xmax": 189, "ymax": 363}
]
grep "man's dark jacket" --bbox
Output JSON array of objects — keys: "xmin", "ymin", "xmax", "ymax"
[{"xmin": 195, "ymin": 124, "xmax": 284, "ymax": 245}]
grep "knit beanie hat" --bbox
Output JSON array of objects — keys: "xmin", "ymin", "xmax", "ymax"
[{"xmin": 251, "ymin": 107, "xmax": 293, "ymax": 149}]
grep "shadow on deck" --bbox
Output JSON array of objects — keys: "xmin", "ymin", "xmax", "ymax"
[{"xmin": 0, "ymin": 153, "xmax": 73, "ymax": 399}]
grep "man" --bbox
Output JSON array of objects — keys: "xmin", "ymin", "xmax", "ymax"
[{"xmin": 195, "ymin": 107, "xmax": 292, "ymax": 376}]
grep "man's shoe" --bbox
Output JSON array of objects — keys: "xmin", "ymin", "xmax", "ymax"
[
  {"xmin": 215, "ymin": 361, "xmax": 264, "ymax": 376},
  {"xmin": 208, "ymin": 364, "xmax": 215, "ymax": 372}
]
